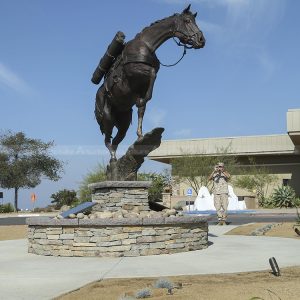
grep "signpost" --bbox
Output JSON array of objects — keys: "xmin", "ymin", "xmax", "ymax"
[
  {"xmin": 31, "ymin": 193, "xmax": 37, "ymax": 212},
  {"xmin": 186, "ymin": 188, "xmax": 193, "ymax": 212}
]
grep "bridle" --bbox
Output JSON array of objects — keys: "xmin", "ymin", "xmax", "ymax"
[
  {"xmin": 159, "ymin": 38, "xmax": 188, "ymax": 67},
  {"xmin": 159, "ymin": 17, "xmax": 200, "ymax": 67}
]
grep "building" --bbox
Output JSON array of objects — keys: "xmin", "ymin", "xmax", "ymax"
[{"xmin": 148, "ymin": 109, "xmax": 300, "ymax": 201}]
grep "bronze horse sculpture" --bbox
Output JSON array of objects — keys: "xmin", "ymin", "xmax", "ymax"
[{"xmin": 93, "ymin": 5, "xmax": 205, "ymax": 161}]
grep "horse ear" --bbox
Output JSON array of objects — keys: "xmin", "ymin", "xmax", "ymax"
[
  {"xmin": 182, "ymin": 4, "xmax": 191, "ymax": 14},
  {"xmin": 193, "ymin": 12, "xmax": 197, "ymax": 18}
]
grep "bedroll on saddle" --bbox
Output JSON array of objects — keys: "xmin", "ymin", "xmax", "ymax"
[{"xmin": 91, "ymin": 31, "xmax": 126, "ymax": 85}]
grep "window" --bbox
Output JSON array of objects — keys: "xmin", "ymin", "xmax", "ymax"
[{"xmin": 282, "ymin": 179, "xmax": 290, "ymax": 186}]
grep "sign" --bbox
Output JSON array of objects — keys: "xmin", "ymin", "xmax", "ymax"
[
  {"xmin": 60, "ymin": 202, "xmax": 97, "ymax": 218},
  {"xmin": 31, "ymin": 193, "xmax": 37, "ymax": 202},
  {"xmin": 186, "ymin": 188, "xmax": 193, "ymax": 196},
  {"xmin": 186, "ymin": 188, "xmax": 193, "ymax": 212}
]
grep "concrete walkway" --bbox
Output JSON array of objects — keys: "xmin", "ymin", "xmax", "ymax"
[{"xmin": 1, "ymin": 225, "xmax": 300, "ymax": 300}]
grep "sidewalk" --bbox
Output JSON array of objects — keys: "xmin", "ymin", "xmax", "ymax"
[
  {"xmin": 0, "ymin": 212, "xmax": 57, "ymax": 218},
  {"xmin": 0, "ymin": 225, "xmax": 299, "ymax": 300},
  {"xmin": 249, "ymin": 208, "xmax": 299, "ymax": 214}
]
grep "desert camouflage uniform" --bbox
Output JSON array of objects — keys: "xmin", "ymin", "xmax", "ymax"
[{"xmin": 212, "ymin": 173, "xmax": 229, "ymax": 222}]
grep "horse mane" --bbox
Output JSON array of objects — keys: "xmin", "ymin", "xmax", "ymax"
[{"xmin": 135, "ymin": 13, "xmax": 179, "ymax": 38}]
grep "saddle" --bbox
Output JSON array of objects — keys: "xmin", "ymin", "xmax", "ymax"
[{"xmin": 92, "ymin": 32, "xmax": 160, "ymax": 86}]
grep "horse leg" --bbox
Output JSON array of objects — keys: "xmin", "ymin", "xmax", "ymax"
[
  {"xmin": 104, "ymin": 125, "xmax": 117, "ymax": 161},
  {"xmin": 95, "ymin": 85, "xmax": 118, "ymax": 161},
  {"xmin": 100, "ymin": 100, "xmax": 117, "ymax": 161},
  {"xmin": 112, "ymin": 109, "xmax": 132, "ymax": 150},
  {"xmin": 137, "ymin": 102, "xmax": 146, "ymax": 139},
  {"xmin": 136, "ymin": 68, "xmax": 156, "ymax": 139}
]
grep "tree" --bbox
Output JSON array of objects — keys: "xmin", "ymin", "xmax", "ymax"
[
  {"xmin": 233, "ymin": 159, "xmax": 278, "ymax": 206},
  {"xmin": 78, "ymin": 163, "xmax": 107, "ymax": 203},
  {"xmin": 50, "ymin": 189, "xmax": 78, "ymax": 210},
  {"xmin": 171, "ymin": 146, "xmax": 238, "ymax": 194},
  {"xmin": 0, "ymin": 131, "xmax": 63, "ymax": 211}
]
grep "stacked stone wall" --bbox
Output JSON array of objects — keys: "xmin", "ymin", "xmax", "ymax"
[
  {"xmin": 89, "ymin": 181, "xmax": 151, "ymax": 213},
  {"xmin": 27, "ymin": 217, "xmax": 208, "ymax": 257},
  {"xmin": 92, "ymin": 188, "xmax": 149, "ymax": 212}
]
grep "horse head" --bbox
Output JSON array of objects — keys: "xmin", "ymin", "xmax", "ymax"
[{"xmin": 174, "ymin": 4, "xmax": 205, "ymax": 49}]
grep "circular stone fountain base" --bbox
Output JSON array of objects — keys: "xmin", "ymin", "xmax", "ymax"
[{"xmin": 27, "ymin": 216, "xmax": 209, "ymax": 257}]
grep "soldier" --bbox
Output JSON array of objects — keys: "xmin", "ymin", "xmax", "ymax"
[{"xmin": 209, "ymin": 162, "xmax": 231, "ymax": 225}]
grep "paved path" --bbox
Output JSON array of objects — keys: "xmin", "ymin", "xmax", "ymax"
[{"xmin": 1, "ymin": 225, "xmax": 300, "ymax": 300}]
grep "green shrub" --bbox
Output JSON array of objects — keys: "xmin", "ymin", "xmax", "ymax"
[
  {"xmin": 138, "ymin": 170, "xmax": 172, "ymax": 203},
  {"xmin": 270, "ymin": 186, "xmax": 297, "ymax": 208},
  {"xmin": 0, "ymin": 203, "xmax": 14, "ymax": 213},
  {"xmin": 78, "ymin": 164, "xmax": 106, "ymax": 203},
  {"xmin": 294, "ymin": 197, "xmax": 300, "ymax": 207},
  {"xmin": 44, "ymin": 205, "xmax": 56, "ymax": 212},
  {"xmin": 259, "ymin": 198, "xmax": 275, "ymax": 209},
  {"xmin": 32, "ymin": 207, "xmax": 44, "ymax": 213},
  {"xmin": 295, "ymin": 207, "xmax": 300, "ymax": 225},
  {"xmin": 50, "ymin": 189, "xmax": 78, "ymax": 210}
]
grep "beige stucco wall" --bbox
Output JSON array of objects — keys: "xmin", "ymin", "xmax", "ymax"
[{"xmin": 174, "ymin": 173, "xmax": 291, "ymax": 198}]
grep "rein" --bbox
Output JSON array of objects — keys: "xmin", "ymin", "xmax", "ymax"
[{"xmin": 159, "ymin": 38, "xmax": 190, "ymax": 67}]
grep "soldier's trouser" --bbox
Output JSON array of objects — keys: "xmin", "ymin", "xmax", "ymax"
[{"xmin": 214, "ymin": 193, "xmax": 229, "ymax": 221}]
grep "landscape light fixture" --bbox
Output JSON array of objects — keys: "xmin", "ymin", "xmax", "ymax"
[{"xmin": 269, "ymin": 257, "xmax": 280, "ymax": 276}]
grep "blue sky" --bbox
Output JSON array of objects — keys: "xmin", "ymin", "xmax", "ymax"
[{"xmin": 1, "ymin": 0, "xmax": 299, "ymax": 209}]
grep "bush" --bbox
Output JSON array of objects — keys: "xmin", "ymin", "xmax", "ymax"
[
  {"xmin": 154, "ymin": 278, "xmax": 174, "ymax": 289},
  {"xmin": 138, "ymin": 170, "xmax": 172, "ymax": 202},
  {"xmin": 50, "ymin": 189, "xmax": 78, "ymax": 210},
  {"xmin": 294, "ymin": 197, "xmax": 300, "ymax": 207},
  {"xmin": 259, "ymin": 198, "xmax": 274, "ymax": 208},
  {"xmin": 44, "ymin": 205, "xmax": 56, "ymax": 212},
  {"xmin": 78, "ymin": 164, "xmax": 106, "ymax": 203},
  {"xmin": 0, "ymin": 203, "xmax": 14, "ymax": 213},
  {"xmin": 173, "ymin": 201, "xmax": 185, "ymax": 211},
  {"xmin": 32, "ymin": 207, "xmax": 44, "ymax": 213},
  {"xmin": 270, "ymin": 186, "xmax": 297, "ymax": 208},
  {"xmin": 135, "ymin": 288, "xmax": 152, "ymax": 299}
]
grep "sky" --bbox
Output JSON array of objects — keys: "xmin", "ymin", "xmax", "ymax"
[{"xmin": 1, "ymin": 0, "xmax": 299, "ymax": 209}]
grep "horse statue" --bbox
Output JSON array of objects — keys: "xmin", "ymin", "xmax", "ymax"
[{"xmin": 93, "ymin": 5, "xmax": 205, "ymax": 161}]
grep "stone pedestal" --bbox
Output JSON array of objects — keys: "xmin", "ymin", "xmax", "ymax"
[
  {"xmin": 88, "ymin": 181, "xmax": 151, "ymax": 213},
  {"xmin": 27, "ymin": 216, "xmax": 209, "ymax": 257},
  {"xmin": 27, "ymin": 181, "xmax": 210, "ymax": 257}
]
